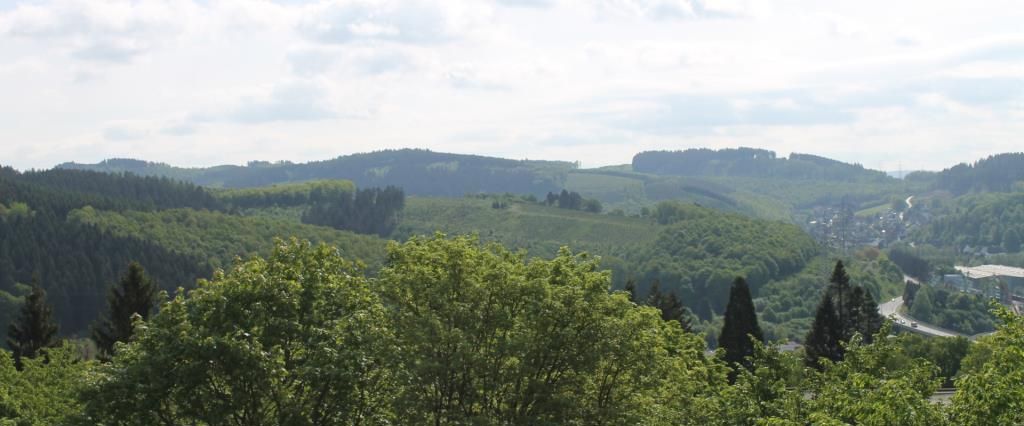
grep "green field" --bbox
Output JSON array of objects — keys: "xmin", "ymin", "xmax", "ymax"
[{"xmin": 397, "ymin": 196, "xmax": 660, "ymax": 260}]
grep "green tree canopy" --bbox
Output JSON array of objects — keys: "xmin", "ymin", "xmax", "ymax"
[
  {"xmin": 6, "ymin": 282, "xmax": 59, "ymax": 370},
  {"xmin": 91, "ymin": 262, "xmax": 158, "ymax": 359},
  {"xmin": 951, "ymin": 304, "xmax": 1024, "ymax": 425},
  {"xmin": 377, "ymin": 234, "xmax": 721, "ymax": 425},
  {"xmin": 81, "ymin": 239, "xmax": 397, "ymax": 425},
  {"xmin": 718, "ymin": 277, "xmax": 764, "ymax": 378}
]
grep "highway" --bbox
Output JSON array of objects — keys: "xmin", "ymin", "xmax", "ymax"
[{"xmin": 879, "ymin": 295, "xmax": 963, "ymax": 338}]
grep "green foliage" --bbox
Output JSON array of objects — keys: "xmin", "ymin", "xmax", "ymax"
[
  {"xmin": 804, "ymin": 296, "xmax": 843, "ymax": 368},
  {"xmin": 910, "ymin": 286, "xmax": 935, "ymax": 322},
  {"xmin": 899, "ymin": 335, "xmax": 970, "ymax": 387},
  {"xmin": 394, "ymin": 196, "xmax": 661, "ymax": 281},
  {"xmin": 718, "ymin": 277, "xmax": 764, "ymax": 376},
  {"xmin": 91, "ymin": 263, "xmax": 157, "ymax": 359},
  {"xmin": 804, "ymin": 261, "xmax": 883, "ymax": 367},
  {"xmin": 794, "ymin": 327, "xmax": 945, "ymax": 425},
  {"xmin": 0, "ymin": 168, "xmax": 223, "ymax": 334},
  {"xmin": 905, "ymin": 285, "xmax": 994, "ymax": 335},
  {"xmin": 934, "ymin": 153, "xmax": 1024, "ymax": 194},
  {"xmin": 888, "ymin": 246, "xmax": 932, "ymax": 281},
  {"xmin": 542, "ymin": 189, "xmax": 602, "ymax": 213},
  {"xmin": 301, "ymin": 186, "xmax": 405, "ymax": 236},
  {"xmin": 6, "ymin": 284, "xmax": 59, "ymax": 370},
  {"xmin": 625, "ymin": 279, "xmax": 694, "ymax": 331},
  {"xmin": 0, "ymin": 167, "xmax": 223, "ymax": 215},
  {"xmin": 951, "ymin": 303, "xmax": 1024, "ymax": 425},
  {"xmin": 69, "ymin": 207, "xmax": 387, "ymax": 271},
  {"xmin": 215, "ymin": 179, "xmax": 355, "ymax": 209},
  {"xmin": 631, "ymin": 202, "xmax": 818, "ymax": 317},
  {"xmin": 0, "ymin": 343, "xmax": 93, "ymax": 425},
  {"xmin": 81, "ymin": 240, "xmax": 396, "ymax": 425},
  {"xmin": 378, "ymin": 234, "xmax": 716, "ymax": 424},
  {"xmin": 913, "ymin": 192, "xmax": 1024, "ymax": 251}
]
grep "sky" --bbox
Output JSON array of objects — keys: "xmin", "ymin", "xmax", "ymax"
[{"xmin": 0, "ymin": 0, "xmax": 1022, "ymax": 172}]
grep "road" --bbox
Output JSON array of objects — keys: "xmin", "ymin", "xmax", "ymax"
[
  {"xmin": 899, "ymin": 195, "xmax": 913, "ymax": 222},
  {"xmin": 879, "ymin": 295, "xmax": 963, "ymax": 338}
]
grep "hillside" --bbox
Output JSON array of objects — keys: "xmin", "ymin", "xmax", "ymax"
[
  {"xmin": 931, "ymin": 152, "xmax": 1024, "ymax": 194},
  {"xmin": 60, "ymin": 149, "xmax": 574, "ymax": 196},
  {"xmin": 911, "ymin": 192, "xmax": 1024, "ymax": 252},
  {"xmin": 61, "ymin": 148, "xmax": 917, "ymax": 221},
  {"xmin": 632, "ymin": 148, "xmax": 892, "ymax": 182}
]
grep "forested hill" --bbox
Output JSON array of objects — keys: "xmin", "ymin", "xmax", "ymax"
[
  {"xmin": 60, "ymin": 149, "xmax": 574, "ymax": 196},
  {"xmin": 632, "ymin": 147, "xmax": 892, "ymax": 182},
  {"xmin": 911, "ymin": 192, "xmax": 1024, "ymax": 251},
  {"xmin": 930, "ymin": 152, "xmax": 1024, "ymax": 194},
  {"xmin": 0, "ymin": 168, "xmax": 392, "ymax": 336},
  {"xmin": 0, "ymin": 168, "xmax": 218, "ymax": 333}
]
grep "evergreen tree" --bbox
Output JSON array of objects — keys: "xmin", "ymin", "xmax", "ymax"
[
  {"xmin": 92, "ymin": 262, "xmax": 157, "ymax": 359},
  {"xmin": 829, "ymin": 260, "xmax": 851, "ymax": 334},
  {"xmin": 852, "ymin": 287, "xmax": 883, "ymax": 344},
  {"xmin": 6, "ymin": 282, "xmax": 59, "ymax": 370},
  {"xmin": 718, "ymin": 277, "xmax": 763, "ymax": 378},
  {"xmin": 804, "ymin": 295, "xmax": 842, "ymax": 368}
]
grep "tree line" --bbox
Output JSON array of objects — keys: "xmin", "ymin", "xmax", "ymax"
[
  {"xmin": 3, "ymin": 236, "xmax": 1021, "ymax": 425},
  {"xmin": 301, "ymin": 185, "xmax": 405, "ymax": 237},
  {"xmin": 543, "ymin": 189, "xmax": 602, "ymax": 213},
  {"xmin": 632, "ymin": 148, "xmax": 891, "ymax": 182}
]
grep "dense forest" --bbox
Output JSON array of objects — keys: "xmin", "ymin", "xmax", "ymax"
[
  {"xmin": 628, "ymin": 202, "xmax": 818, "ymax": 319},
  {"xmin": 632, "ymin": 148, "xmax": 892, "ymax": 182},
  {"xmin": 0, "ymin": 169, "xmax": 215, "ymax": 334},
  {"xmin": 0, "ymin": 168, "xmax": 401, "ymax": 335},
  {"xmin": 912, "ymin": 192, "xmax": 1024, "ymax": 252},
  {"xmin": 904, "ymin": 281, "xmax": 995, "ymax": 335},
  {"xmin": 931, "ymin": 153, "xmax": 1024, "ymax": 194}
]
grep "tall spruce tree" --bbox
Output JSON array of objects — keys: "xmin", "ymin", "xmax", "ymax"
[
  {"xmin": 850, "ymin": 286, "xmax": 883, "ymax": 344},
  {"xmin": 804, "ymin": 295, "xmax": 843, "ymax": 368},
  {"xmin": 6, "ymin": 282, "xmax": 59, "ymax": 370},
  {"xmin": 829, "ymin": 260, "xmax": 851, "ymax": 334},
  {"xmin": 718, "ymin": 277, "xmax": 763, "ymax": 378},
  {"xmin": 92, "ymin": 262, "xmax": 157, "ymax": 358}
]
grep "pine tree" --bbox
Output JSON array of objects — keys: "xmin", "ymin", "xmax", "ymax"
[
  {"xmin": 804, "ymin": 295, "xmax": 842, "ymax": 369},
  {"xmin": 852, "ymin": 287, "xmax": 883, "ymax": 344},
  {"xmin": 92, "ymin": 262, "xmax": 157, "ymax": 359},
  {"xmin": 6, "ymin": 282, "xmax": 59, "ymax": 370},
  {"xmin": 829, "ymin": 260, "xmax": 851, "ymax": 335},
  {"xmin": 718, "ymin": 277, "xmax": 763, "ymax": 379}
]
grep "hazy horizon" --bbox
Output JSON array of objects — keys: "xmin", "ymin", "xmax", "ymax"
[{"xmin": 2, "ymin": 0, "xmax": 1022, "ymax": 171}]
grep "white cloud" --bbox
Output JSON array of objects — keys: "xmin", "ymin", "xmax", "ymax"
[
  {"xmin": 0, "ymin": 0, "xmax": 1023, "ymax": 171},
  {"xmin": 296, "ymin": 0, "xmax": 464, "ymax": 45},
  {"xmin": 1, "ymin": 0, "xmax": 191, "ymax": 63}
]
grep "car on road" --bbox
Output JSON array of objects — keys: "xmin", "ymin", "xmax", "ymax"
[{"xmin": 911, "ymin": 322, "xmax": 918, "ymax": 328}]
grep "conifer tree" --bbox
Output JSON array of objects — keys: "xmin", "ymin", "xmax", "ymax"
[
  {"xmin": 718, "ymin": 277, "xmax": 763, "ymax": 378},
  {"xmin": 829, "ymin": 260, "xmax": 851, "ymax": 334},
  {"xmin": 851, "ymin": 286, "xmax": 883, "ymax": 344},
  {"xmin": 6, "ymin": 282, "xmax": 59, "ymax": 370},
  {"xmin": 804, "ymin": 295, "xmax": 842, "ymax": 368},
  {"xmin": 92, "ymin": 262, "xmax": 157, "ymax": 359}
]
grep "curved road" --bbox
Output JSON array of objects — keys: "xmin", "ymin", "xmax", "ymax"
[{"xmin": 878, "ymin": 296, "xmax": 962, "ymax": 338}]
